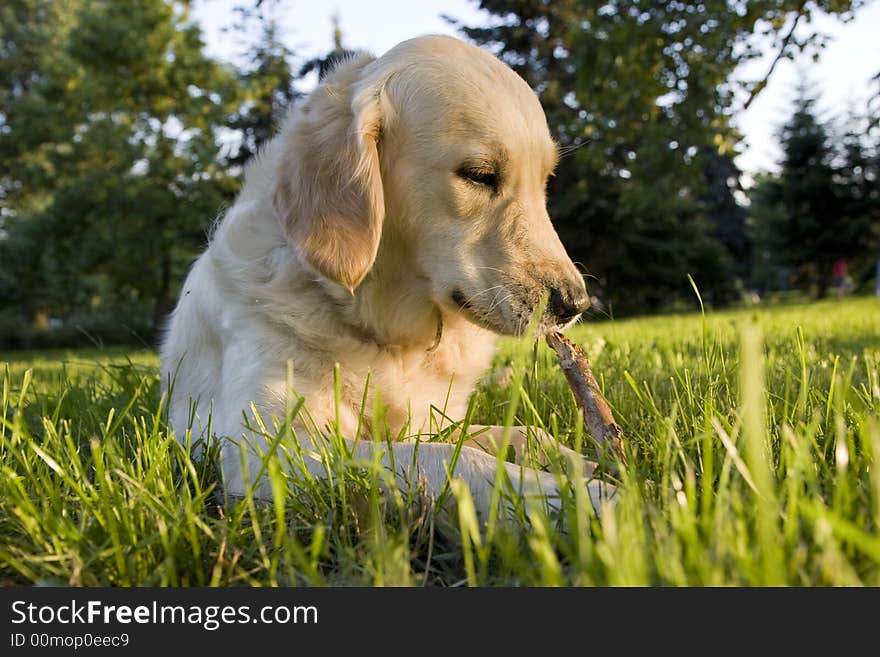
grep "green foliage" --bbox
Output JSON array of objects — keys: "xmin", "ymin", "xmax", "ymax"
[
  {"xmin": 748, "ymin": 84, "xmax": 879, "ymax": 295},
  {"xmin": 2, "ymin": 298, "xmax": 879, "ymax": 585},
  {"xmin": 1, "ymin": 0, "xmax": 243, "ymax": 337},
  {"xmin": 226, "ymin": 1, "xmax": 300, "ymax": 168},
  {"xmin": 702, "ymin": 149, "xmax": 750, "ymax": 292}
]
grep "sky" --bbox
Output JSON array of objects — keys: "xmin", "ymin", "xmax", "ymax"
[{"xmin": 192, "ymin": 0, "xmax": 880, "ymax": 177}]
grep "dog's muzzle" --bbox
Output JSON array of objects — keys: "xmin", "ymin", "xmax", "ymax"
[{"xmin": 548, "ymin": 283, "xmax": 590, "ymax": 324}]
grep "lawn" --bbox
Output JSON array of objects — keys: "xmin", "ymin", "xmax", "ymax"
[{"xmin": 2, "ymin": 297, "xmax": 879, "ymax": 586}]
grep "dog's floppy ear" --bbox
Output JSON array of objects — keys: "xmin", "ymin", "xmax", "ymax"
[{"xmin": 274, "ymin": 55, "xmax": 386, "ymax": 292}]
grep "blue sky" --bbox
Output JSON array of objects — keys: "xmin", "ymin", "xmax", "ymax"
[{"xmin": 193, "ymin": 0, "xmax": 880, "ymax": 176}]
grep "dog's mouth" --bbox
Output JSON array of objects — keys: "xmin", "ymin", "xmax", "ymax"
[
  {"xmin": 451, "ymin": 289, "xmax": 471, "ymax": 310},
  {"xmin": 449, "ymin": 286, "xmax": 510, "ymax": 334},
  {"xmin": 448, "ymin": 286, "xmax": 537, "ymax": 336}
]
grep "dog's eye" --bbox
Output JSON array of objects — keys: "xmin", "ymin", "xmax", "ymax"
[{"xmin": 458, "ymin": 167, "xmax": 499, "ymax": 190}]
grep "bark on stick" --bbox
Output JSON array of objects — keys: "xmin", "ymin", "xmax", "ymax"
[{"xmin": 546, "ymin": 331, "xmax": 626, "ymax": 473}]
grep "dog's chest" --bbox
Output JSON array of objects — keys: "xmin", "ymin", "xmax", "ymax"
[{"xmin": 336, "ymin": 325, "xmax": 498, "ymax": 436}]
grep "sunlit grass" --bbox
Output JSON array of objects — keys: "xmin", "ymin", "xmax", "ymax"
[{"xmin": 1, "ymin": 296, "xmax": 879, "ymax": 585}]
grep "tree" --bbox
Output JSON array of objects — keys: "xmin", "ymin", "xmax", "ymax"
[
  {"xmin": 0, "ymin": 0, "xmax": 94, "ymax": 329},
  {"xmin": 746, "ymin": 172, "xmax": 789, "ymax": 293},
  {"xmin": 0, "ymin": 0, "xmax": 241, "ymax": 340},
  {"xmin": 748, "ymin": 83, "xmax": 877, "ymax": 296},
  {"xmin": 226, "ymin": 0, "xmax": 300, "ymax": 170},
  {"xmin": 702, "ymin": 150, "xmax": 750, "ymax": 299},
  {"xmin": 836, "ymin": 117, "xmax": 880, "ymax": 287},
  {"xmin": 451, "ymin": 0, "xmax": 862, "ymax": 313},
  {"xmin": 779, "ymin": 88, "xmax": 844, "ymax": 296},
  {"xmin": 0, "ymin": 0, "xmax": 82, "ymax": 230}
]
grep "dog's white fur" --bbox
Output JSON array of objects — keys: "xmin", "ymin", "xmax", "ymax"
[{"xmin": 160, "ymin": 36, "xmax": 612, "ymax": 519}]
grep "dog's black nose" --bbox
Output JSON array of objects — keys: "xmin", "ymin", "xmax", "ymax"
[{"xmin": 549, "ymin": 285, "xmax": 590, "ymax": 323}]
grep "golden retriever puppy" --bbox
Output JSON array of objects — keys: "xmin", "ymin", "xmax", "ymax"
[{"xmin": 160, "ymin": 35, "xmax": 613, "ymax": 520}]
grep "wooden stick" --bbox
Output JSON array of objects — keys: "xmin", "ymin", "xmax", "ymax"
[{"xmin": 545, "ymin": 331, "xmax": 627, "ymax": 474}]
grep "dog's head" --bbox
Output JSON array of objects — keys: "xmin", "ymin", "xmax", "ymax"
[{"xmin": 274, "ymin": 35, "xmax": 589, "ymax": 336}]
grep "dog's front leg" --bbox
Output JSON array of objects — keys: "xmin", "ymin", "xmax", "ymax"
[
  {"xmin": 351, "ymin": 438, "xmax": 616, "ymax": 522},
  {"xmin": 456, "ymin": 424, "xmax": 605, "ymax": 477},
  {"xmin": 457, "ymin": 426, "xmax": 617, "ymax": 515},
  {"xmin": 349, "ymin": 439, "xmax": 567, "ymax": 521},
  {"xmin": 229, "ymin": 435, "xmax": 607, "ymax": 520}
]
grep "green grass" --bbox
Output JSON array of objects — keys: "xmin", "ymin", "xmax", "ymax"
[{"xmin": 2, "ymin": 297, "xmax": 879, "ymax": 586}]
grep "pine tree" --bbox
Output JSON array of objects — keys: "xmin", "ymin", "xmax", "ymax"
[
  {"xmin": 777, "ymin": 87, "xmax": 845, "ymax": 296},
  {"xmin": 748, "ymin": 84, "xmax": 878, "ymax": 296},
  {"xmin": 227, "ymin": 0, "xmax": 300, "ymax": 169},
  {"xmin": 837, "ymin": 119, "xmax": 880, "ymax": 286}
]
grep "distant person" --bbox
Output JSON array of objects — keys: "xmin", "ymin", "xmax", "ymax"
[{"xmin": 832, "ymin": 258, "xmax": 851, "ymax": 297}]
